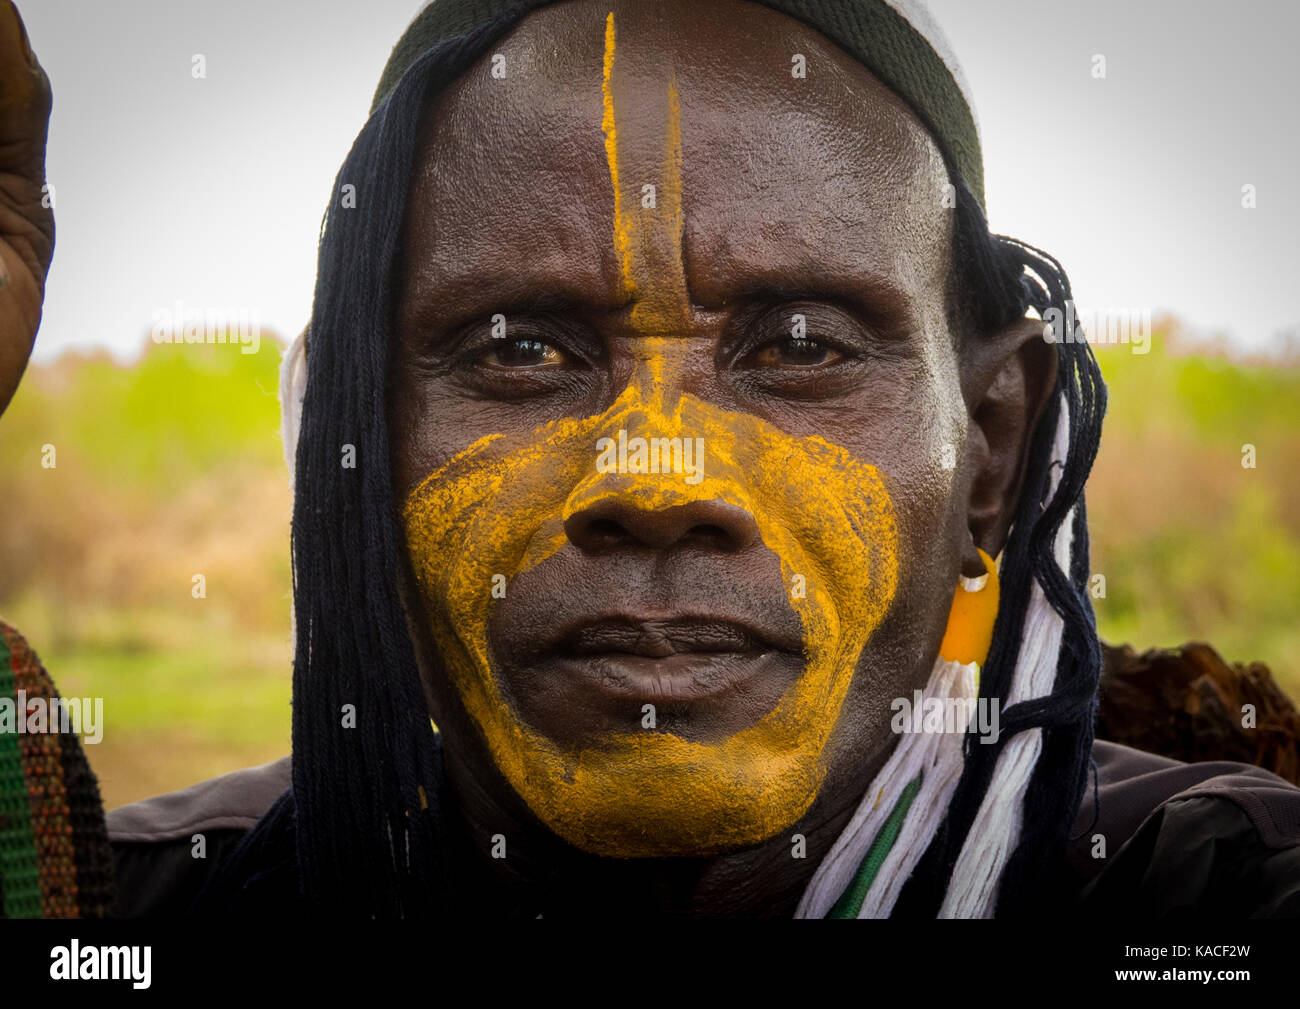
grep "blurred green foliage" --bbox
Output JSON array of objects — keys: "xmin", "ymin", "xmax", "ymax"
[
  {"xmin": 1087, "ymin": 327, "xmax": 1300, "ymax": 683},
  {"xmin": 0, "ymin": 339, "xmax": 294, "ymax": 807}
]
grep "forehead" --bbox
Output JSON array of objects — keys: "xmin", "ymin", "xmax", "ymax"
[{"xmin": 402, "ymin": 0, "xmax": 953, "ymax": 317}]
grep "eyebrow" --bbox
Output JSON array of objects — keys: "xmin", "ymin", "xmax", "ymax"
[
  {"xmin": 697, "ymin": 270, "xmax": 918, "ymax": 336},
  {"xmin": 404, "ymin": 204, "xmax": 929, "ymax": 339},
  {"xmin": 404, "ymin": 277, "xmax": 630, "ymax": 338}
]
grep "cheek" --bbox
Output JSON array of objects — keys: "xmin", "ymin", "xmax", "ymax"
[
  {"xmin": 868, "ymin": 347, "xmax": 968, "ymax": 580},
  {"xmin": 809, "ymin": 349, "xmax": 970, "ymax": 715},
  {"xmin": 814, "ymin": 416, "xmax": 972, "ymax": 794},
  {"xmin": 389, "ymin": 375, "xmax": 509, "ymax": 503}
]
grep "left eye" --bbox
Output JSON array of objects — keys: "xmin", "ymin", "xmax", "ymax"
[
  {"xmin": 480, "ymin": 338, "xmax": 565, "ymax": 368},
  {"xmin": 749, "ymin": 337, "xmax": 843, "ymax": 368}
]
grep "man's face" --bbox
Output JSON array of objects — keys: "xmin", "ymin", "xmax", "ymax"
[{"xmin": 390, "ymin": 0, "xmax": 971, "ymax": 857}]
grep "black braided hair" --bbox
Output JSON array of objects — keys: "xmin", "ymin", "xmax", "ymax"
[
  {"xmin": 216, "ymin": 18, "xmax": 1107, "ymax": 919},
  {"xmin": 285, "ymin": 17, "xmax": 532, "ymax": 919},
  {"xmin": 894, "ymin": 183, "xmax": 1109, "ymax": 918}
]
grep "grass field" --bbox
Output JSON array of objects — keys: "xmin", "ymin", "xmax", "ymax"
[
  {"xmin": 1, "ymin": 321, "xmax": 1296, "ymax": 809},
  {"xmin": 1086, "ymin": 324, "xmax": 1300, "ymax": 678},
  {"xmin": 0, "ymin": 340, "xmax": 296, "ymax": 807}
]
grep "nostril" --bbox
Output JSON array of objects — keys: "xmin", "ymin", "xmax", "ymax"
[
  {"xmin": 587, "ymin": 518, "xmax": 628, "ymax": 545},
  {"xmin": 691, "ymin": 524, "xmax": 730, "ymax": 548}
]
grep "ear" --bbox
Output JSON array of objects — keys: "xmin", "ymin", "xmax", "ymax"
[{"xmin": 958, "ymin": 315, "xmax": 1058, "ymax": 578}]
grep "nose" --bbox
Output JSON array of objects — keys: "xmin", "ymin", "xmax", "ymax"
[{"xmin": 564, "ymin": 497, "xmax": 761, "ymax": 554}]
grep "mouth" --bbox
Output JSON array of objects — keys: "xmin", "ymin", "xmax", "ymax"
[
  {"xmin": 541, "ymin": 615, "xmax": 803, "ymax": 705},
  {"xmin": 488, "ymin": 549, "xmax": 811, "ymax": 741}
]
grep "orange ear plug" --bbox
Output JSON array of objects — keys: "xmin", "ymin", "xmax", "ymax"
[{"xmin": 938, "ymin": 548, "xmax": 1000, "ymax": 667}]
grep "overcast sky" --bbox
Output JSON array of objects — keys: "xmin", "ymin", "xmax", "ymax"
[{"xmin": 20, "ymin": 0, "xmax": 1300, "ymax": 361}]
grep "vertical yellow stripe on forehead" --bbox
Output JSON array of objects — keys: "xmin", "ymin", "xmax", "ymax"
[
  {"xmin": 601, "ymin": 12, "xmax": 630, "ymax": 295},
  {"xmin": 600, "ymin": 10, "xmax": 691, "ymax": 335}
]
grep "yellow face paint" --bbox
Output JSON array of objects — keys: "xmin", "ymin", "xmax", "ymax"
[
  {"xmin": 600, "ymin": 10, "xmax": 690, "ymax": 334},
  {"xmin": 399, "ymin": 12, "xmax": 899, "ymax": 857},
  {"xmin": 402, "ymin": 375, "xmax": 899, "ymax": 856}
]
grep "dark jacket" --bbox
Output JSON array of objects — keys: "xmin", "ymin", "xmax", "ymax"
[{"xmin": 107, "ymin": 740, "xmax": 1300, "ymax": 918}]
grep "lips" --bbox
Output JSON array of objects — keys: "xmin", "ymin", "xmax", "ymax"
[
  {"xmin": 561, "ymin": 616, "xmax": 772, "ymax": 658},
  {"xmin": 535, "ymin": 615, "xmax": 803, "ymax": 705}
]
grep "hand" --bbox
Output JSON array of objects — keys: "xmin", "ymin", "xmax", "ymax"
[{"xmin": 0, "ymin": 0, "xmax": 51, "ymax": 416}]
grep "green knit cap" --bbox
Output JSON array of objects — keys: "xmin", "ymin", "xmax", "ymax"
[{"xmin": 371, "ymin": 0, "xmax": 986, "ymax": 209}]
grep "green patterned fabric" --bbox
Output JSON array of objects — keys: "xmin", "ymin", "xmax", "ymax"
[
  {"xmin": 0, "ymin": 620, "xmax": 117, "ymax": 918},
  {"xmin": 0, "ymin": 631, "xmax": 41, "ymax": 917}
]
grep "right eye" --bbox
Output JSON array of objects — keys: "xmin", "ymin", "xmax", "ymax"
[
  {"xmin": 478, "ymin": 338, "xmax": 567, "ymax": 369},
  {"xmin": 746, "ymin": 335, "xmax": 845, "ymax": 369}
]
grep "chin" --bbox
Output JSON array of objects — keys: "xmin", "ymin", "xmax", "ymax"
[{"xmin": 491, "ymin": 726, "xmax": 830, "ymax": 858}]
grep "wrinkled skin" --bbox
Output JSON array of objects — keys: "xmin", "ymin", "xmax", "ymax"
[{"xmin": 390, "ymin": 0, "xmax": 1056, "ymax": 916}]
